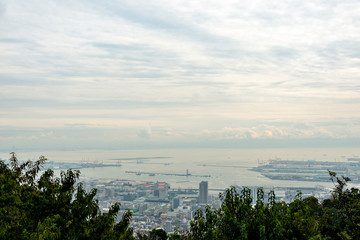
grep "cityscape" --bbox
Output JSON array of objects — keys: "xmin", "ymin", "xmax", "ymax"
[
  {"xmin": 82, "ymin": 176, "xmax": 332, "ymax": 234},
  {"xmin": 38, "ymin": 157, "xmax": 339, "ymax": 234},
  {"xmin": 1, "ymin": 0, "xmax": 360, "ymax": 239}
]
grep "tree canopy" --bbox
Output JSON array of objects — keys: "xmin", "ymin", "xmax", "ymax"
[
  {"xmin": 188, "ymin": 170, "xmax": 360, "ymax": 240},
  {"xmin": 0, "ymin": 153, "xmax": 134, "ymax": 240}
]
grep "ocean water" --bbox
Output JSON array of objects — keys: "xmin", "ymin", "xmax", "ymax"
[{"xmin": 2, "ymin": 148, "xmax": 360, "ymax": 190}]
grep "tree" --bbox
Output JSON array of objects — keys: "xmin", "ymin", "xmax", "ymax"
[
  {"xmin": 186, "ymin": 171, "xmax": 360, "ymax": 240},
  {"xmin": 319, "ymin": 171, "xmax": 360, "ymax": 239},
  {"xmin": 0, "ymin": 153, "xmax": 134, "ymax": 239},
  {"xmin": 135, "ymin": 228, "xmax": 168, "ymax": 240}
]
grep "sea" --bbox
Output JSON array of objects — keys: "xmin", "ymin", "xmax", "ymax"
[{"xmin": 2, "ymin": 148, "xmax": 360, "ymax": 191}]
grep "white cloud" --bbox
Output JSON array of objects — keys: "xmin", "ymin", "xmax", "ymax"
[{"xmin": 192, "ymin": 123, "xmax": 360, "ymax": 140}]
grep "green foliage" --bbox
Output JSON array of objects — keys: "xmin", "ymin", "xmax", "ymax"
[
  {"xmin": 0, "ymin": 153, "xmax": 134, "ymax": 240},
  {"xmin": 135, "ymin": 228, "xmax": 169, "ymax": 240},
  {"xmin": 319, "ymin": 171, "xmax": 360, "ymax": 239},
  {"xmin": 185, "ymin": 170, "xmax": 360, "ymax": 240},
  {"xmin": 168, "ymin": 227, "xmax": 191, "ymax": 240}
]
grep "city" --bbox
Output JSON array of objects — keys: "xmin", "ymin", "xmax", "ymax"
[
  {"xmin": 81, "ymin": 176, "xmax": 332, "ymax": 234},
  {"xmin": 1, "ymin": 0, "xmax": 359, "ymax": 238}
]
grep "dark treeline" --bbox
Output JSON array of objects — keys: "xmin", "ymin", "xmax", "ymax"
[{"xmin": 1, "ymin": 153, "xmax": 360, "ymax": 240}]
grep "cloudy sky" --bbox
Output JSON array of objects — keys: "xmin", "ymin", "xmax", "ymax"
[{"xmin": 0, "ymin": 0, "xmax": 360, "ymax": 151}]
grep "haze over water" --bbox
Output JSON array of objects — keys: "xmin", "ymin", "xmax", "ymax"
[{"xmin": 4, "ymin": 147, "xmax": 359, "ymax": 190}]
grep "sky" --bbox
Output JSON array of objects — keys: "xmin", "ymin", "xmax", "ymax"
[{"xmin": 0, "ymin": 0, "xmax": 360, "ymax": 151}]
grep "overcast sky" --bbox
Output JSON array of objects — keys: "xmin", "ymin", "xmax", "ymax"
[{"xmin": 0, "ymin": 0, "xmax": 360, "ymax": 151}]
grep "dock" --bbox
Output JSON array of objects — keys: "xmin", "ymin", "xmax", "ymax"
[{"xmin": 125, "ymin": 169, "xmax": 210, "ymax": 178}]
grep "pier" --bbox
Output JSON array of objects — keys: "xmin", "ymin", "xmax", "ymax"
[{"xmin": 125, "ymin": 169, "xmax": 210, "ymax": 178}]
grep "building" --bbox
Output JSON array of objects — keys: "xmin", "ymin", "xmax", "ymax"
[
  {"xmin": 199, "ymin": 181, "xmax": 208, "ymax": 204},
  {"xmin": 172, "ymin": 198, "xmax": 180, "ymax": 210},
  {"xmin": 165, "ymin": 220, "xmax": 172, "ymax": 232}
]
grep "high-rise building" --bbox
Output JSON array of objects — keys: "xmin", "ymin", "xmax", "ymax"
[
  {"xmin": 172, "ymin": 197, "xmax": 180, "ymax": 210},
  {"xmin": 165, "ymin": 221, "xmax": 172, "ymax": 232},
  {"xmin": 199, "ymin": 181, "xmax": 208, "ymax": 204}
]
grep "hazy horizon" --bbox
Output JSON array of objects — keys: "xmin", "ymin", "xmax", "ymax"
[
  {"xmin": 3, "ymin": 147, "xmax": 360, "ymax": 189},
  {"xmin": 1, "ymin": 1, "xmax": 359, "ymax": 151}
]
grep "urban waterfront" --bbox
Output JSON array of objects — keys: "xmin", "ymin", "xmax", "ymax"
[{"xmin": 2, "ymin": 147, "xmax": 360, "ymax": 233}]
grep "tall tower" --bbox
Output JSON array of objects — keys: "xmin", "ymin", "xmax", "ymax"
[
  {"xmin": 165, "ymin": 220, "xmax": 172, "ymax": 233},
  {"xmin": 199, "ymin": 181, "xmax": 208, "ymax": 204}
]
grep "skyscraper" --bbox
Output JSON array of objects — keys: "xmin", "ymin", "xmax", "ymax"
[
  {"xmin": 172, "ymin": 197, "xmax": 180, "ymax": 210},
  {"xmin": 165, "ymin": 221, "xmax": 172, "ymax": 233},
  {"xmin": 199, "ymin": 181, "xmax": 208, "ymax": 204}
]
